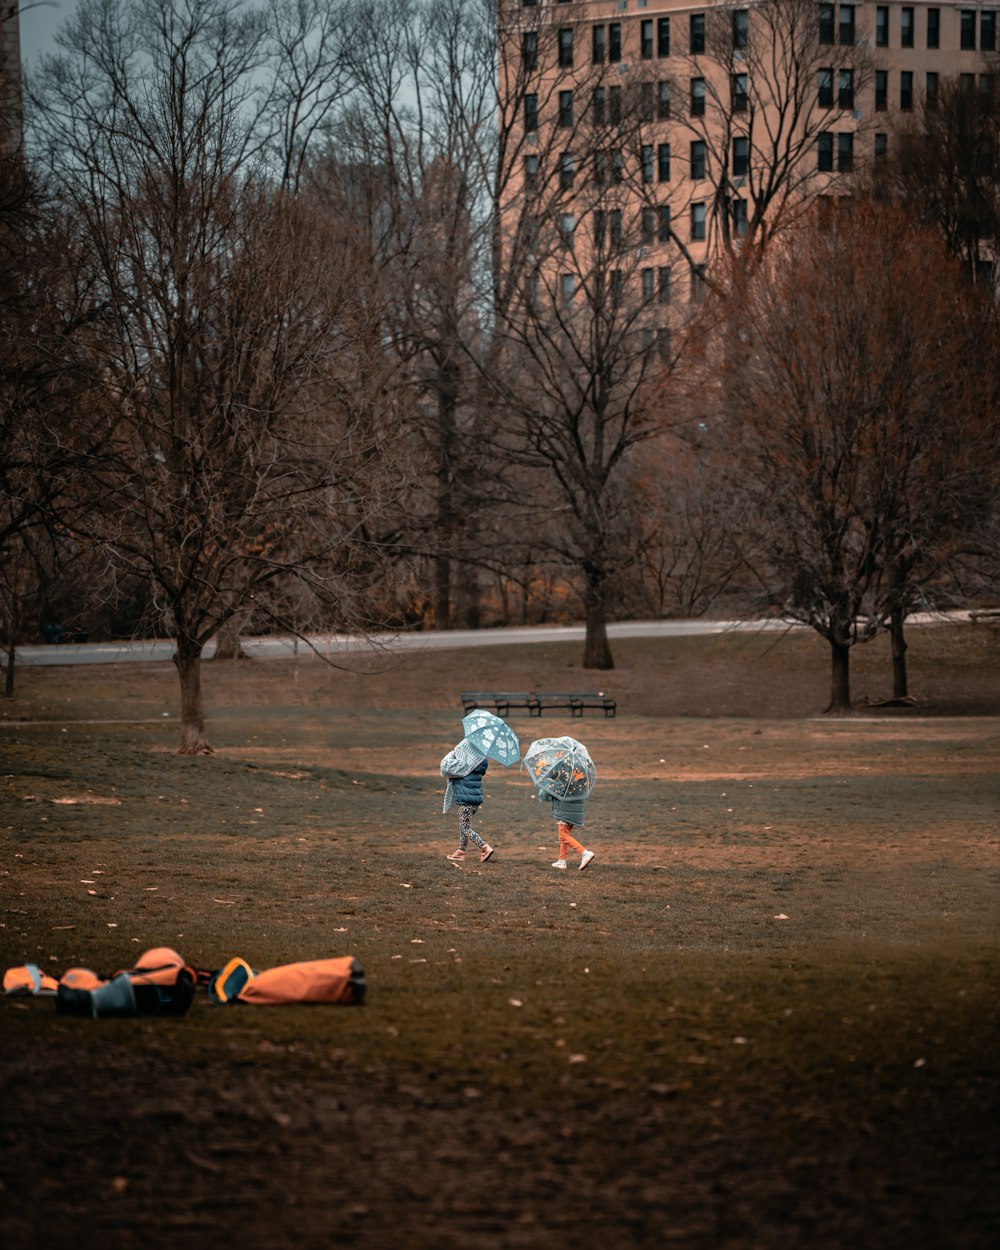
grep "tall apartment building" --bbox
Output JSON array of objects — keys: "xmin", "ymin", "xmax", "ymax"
[
  {"xmin": 1, "ymin": 1, "xmax": 23, "ymax": 155},
  {"xmin": 498, "ymin": 1, "xmax": 998, "ymax": 316}
]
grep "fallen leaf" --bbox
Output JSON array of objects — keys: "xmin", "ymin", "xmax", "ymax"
[{"xmin": 509, "ymin": 998, "xmax": 523, "ymax": 1007}]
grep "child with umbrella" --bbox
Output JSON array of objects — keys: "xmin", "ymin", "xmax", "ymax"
[
  {"xmin": 523, "ymin": 736, "xmax": 597, "ymax": 871},
  {"xmin": 439, "ymin": 710, "xmax": 521, "ymax": 864}
]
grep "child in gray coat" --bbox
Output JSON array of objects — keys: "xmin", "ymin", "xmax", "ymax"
[{"xmin": 541, "ymin": 792, "xmax": 595, "ymax": 871}]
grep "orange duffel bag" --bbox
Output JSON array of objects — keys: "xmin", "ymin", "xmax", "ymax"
[{"xmin": 209, "ymin": 955, "xmax": 365, "ymax": 1006}]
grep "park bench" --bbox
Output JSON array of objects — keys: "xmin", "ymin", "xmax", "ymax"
[
  {"xmin": 461, "ymin": 691, "xmax": 541, "ymax": 716},
  {"xmin": 535, "ymin": 691, "xmax": 617, "ymax": 718},
  {"xmin": 460, "ymin": 691, "xmax": 616, "ymax": 718}
]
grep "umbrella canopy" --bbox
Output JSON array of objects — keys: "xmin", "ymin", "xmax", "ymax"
[
  {"xmin": 461, "ymin": 709, "xmax": 521, "ymax": 767},
  {"xmin": 522, "ymin": 736, "xmax": 596, "ymax": 798}
]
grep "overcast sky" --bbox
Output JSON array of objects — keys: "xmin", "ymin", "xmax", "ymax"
[{"xmin": 18, "ymin": 0, "xmax": 79, "ymax": 66}]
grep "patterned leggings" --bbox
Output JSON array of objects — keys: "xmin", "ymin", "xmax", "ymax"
[{"xmin": 458, "ymin": 805, "xmax": 486, "ymax": 850}]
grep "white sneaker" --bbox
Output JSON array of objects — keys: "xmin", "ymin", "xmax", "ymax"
[
  {"xmin": 579, "ymin": 850, "xmax": 595, "ymax": 871},
  {"xmin": 551, "ymin": 859, "xmax": 567, "ymax": 870}
]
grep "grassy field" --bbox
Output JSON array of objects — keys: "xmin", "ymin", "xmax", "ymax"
[{"xmin": 1, "ymin": 625, "xmax": 998, "ymax": 1249}]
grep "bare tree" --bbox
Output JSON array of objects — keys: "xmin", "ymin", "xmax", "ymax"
[
  {"xmin": 699, "ymin": 201, "xmax": 996, "ymax": 712},
  {"xmin": 489, "ymin": 13, "xmax": 703, "ymax": 668},
  {"xmin": 329, "ymin": 0, "xmax": 506, "ymax": 630},
  {"xmin": 873, "ymin": 67, "xmax": 1000, "ymax": 288},
  {"xmin": 27, "ymin": 0, "xmax": 409, "ymax": 752},
  {"xmin": 676, "ymin": 0, "xmax": 873, "ymax": 270}
]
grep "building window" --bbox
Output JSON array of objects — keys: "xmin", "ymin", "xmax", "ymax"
[
  {"xmin": 926, "ymin": 8, "xmax": 940, "ymax": 48},
  {"xmin": 839, "ymin": 69, "xmax": 854, "ymax": 109},
  {"xmin": 641, "ymin": 207, "xmax": 656, "ymax": 244},
  {"xmin": 732, "ymin": 135, "xmax": 749, "ymax": 177},
  {"xmin": 522, "ymin": 31, "xmax": 537, "ymax": 71},
  {"xmin": 559, "ymin": 151, "xmax": 574, "ymax": 189},
  {"xmin": 691, "ymin": 77, "xmax": 706, "ymax": 117},
  {"xmin": 901, "ymin": 7, "xmax": 914, "ymax": 47},
  {"xmin": 559, "ymin": 213, "xmax": 575, "ymax": 250},
  {"xmin": 642, "ymin": 144, "xmax": 654, "ymax": 183},
  {"xmin": 558, "ymin": 89, "xmax": 573, "ymax": 128},
  {"xmin": 558, "ymin": 28, "xmax": 573, "ymax": 68},
  {"xmin": 875, "ymin": 5, "xmax": 888, "ymax": 46},
  {"xmin": 875, "ymin": 132, "xmax": 887, "ymax": 157},
  {"xmin": 524, "ymin": 93, "xmax": 538, "ymax": 133},
  {"xmin": 522, "ymin": 0, "xmax": 537, "ymax": 6},
  {"xmin": 926, "ymin": 71, "xmax": 939, "ymax": 109},
  {"xmin": 690, "ymin": 13, "xmax": 705, "ymax": 54},
  {"xmin": 609, "ymin": 22, "xmax": 622, "ymax": 63},
  {"xmin": 659, "ymin": 205, "xmax": 672, "ymax": 243},
  {"xmin": 609, "ymin": 85, "xmax": 622, "ymax": 124},
  {"xmin": 691, "ymin": 202, "xmax": 706, "ymax": 242},
  {"xmin": 593, "ymin": 149, "xmax": 606, "ymax": 185},
  {"xmin": 961, "ymin": 11, "xmax": 976, "ymax": 50},
  {"xmin": 658, "ymin": 80, "xmax": 671, "ymax": 119},
  {"xmin": 641, "ymin": 19, "xmax": 653, "ymax": 59},
  {"xmin": 900, "ymin": 70, "xmax": 913, "ymax": 109},
  {"xmin": 818, "ymin": 67, "xmax": 834, "ymax": 108},
  {"xmin": 732, "ymin": 198, "xmax": 748, "ymax": 238},
  {"xmin": 611, "ymin": 150, "xmax": 623, "ymax": 184},
  {"xmin": 658, "ymin": 266, "xmax": 672, "ymax": 303},
  {"xmin": 658, "ymin": 17, "xmax": 671, "ymax": 56},
  {"xmin": 523, "ymin": 153, "xmax": 539, "ymax": 185},
  {"xmin": 875, "ymin": 70, "xmax": 888, "ymax": 111},
  {"xmin": 560, "ymin": 273, "xmax": 576, "ymax": 303},
  {"xmin": 592, "ymin": 25, "xmax": 606, "ymax": 65},
  {"xmin": 732, "ymin": 73, "xmax": 748, "ymax": 111},
  {"xmin": 640, "ymin": 81, "xmax": 655, "ymax": 122},
  {"xmin": 611, "ymin": 269, "xmax": 625, "ymax": 302},
  {"xmin": 837, "ymin": 132, "xmax": 853, "ymax": 172},
  {"xmin": 593, "ymin": 210, "xmax": 606, "ymax": 249},
  {"xmin": 733, "ymin": 9, "xmax": 749, "ymax": 50},
  {"xmin": 657, "ymin": 142, "xmax": 671, "ymax": 182},
  {"xmin": 819, "ymin": 4, "xmax": 835, "ymax": 44},
  {"xmin": 691, "ymin": 264, "xmax": 707, "ymax": 300},
  {"xmin": 690, "ymin": 140, "xmax": 706, "ymax": 180},
  {"xmin": 983, "ymin": 12, "xmax": 997, "ymax": 51},
  {"xmin": 642, "ymin": 267, "xmax": 655, "ymax": 301},
  {"xmin": 610, "ymin": 208, "xmax": 622, "ymax": 247},
  {"xmin": 839, "ymin": 4, "xmax": 855, "ymax": 45},
  {"xmin": 817, "ymin": 131, "xmax": 833, "ymax": 172},
  {"xmin": 592, "ymin": 87, "xmax": 605, "ymax": 127}
]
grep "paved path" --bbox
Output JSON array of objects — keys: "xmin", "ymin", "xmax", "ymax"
[{"xmin": 13, "ymin": 612, "xmax": 973, "ymax": 667}]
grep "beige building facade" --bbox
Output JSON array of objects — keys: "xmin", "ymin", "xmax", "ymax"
[{"xmin": 499, "ymin": 1, "xmax": 998, "ymax": 312}]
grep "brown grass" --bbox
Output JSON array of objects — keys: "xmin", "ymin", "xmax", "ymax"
[{"xmin": 1, "ymin": 623, "xmax": 998, "ymax": 1250}]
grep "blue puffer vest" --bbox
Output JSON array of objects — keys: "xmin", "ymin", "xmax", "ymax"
[{"xmin": 452, "ymin": 757, "xmax": 488, "ymax": 806}]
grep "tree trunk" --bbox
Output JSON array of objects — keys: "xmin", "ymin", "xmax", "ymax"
[
  {"xmin": 582, "ymin": 572, "xmax": 614, "ymax": 670},
  {"xmin": 172, "ymin": 636, "xmax": 212, "ymax": 754},
  {"xmin": 433, "ymin": 555, "xmax": 451, "ymax": 630},
  {"xmin": 212, "ymin": 613, "xmax": 249, "ymax": 661},
  {"xmin": 825, "ymin": 639, "xmax": 853, "ymax": 713},
  {"xmin": 455, "ymin": 560, "xmax": 481, "ymax": 630},
  {"xmin": 4, "ymin": 639, "xmax": 14, "ymax": 699},
  {"xmin": 890, "ymin": 606, "xmax": 909, "ymax": 699}
]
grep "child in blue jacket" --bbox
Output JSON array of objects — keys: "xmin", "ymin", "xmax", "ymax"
[{"xmin": 440, "ymin": 739, "xmax": 494, "ymax": 863}]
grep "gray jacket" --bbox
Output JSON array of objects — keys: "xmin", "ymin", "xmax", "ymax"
[{"xmin": 540, "ymin": 792, "xmax": 586, "ymax": 827}]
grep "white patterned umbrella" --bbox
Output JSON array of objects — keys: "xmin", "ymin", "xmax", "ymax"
[
  {"xmin": 461, "ymin": 709, "xmax": 521, "ymax": 767},
  {"xmin": 522, "ymin": 736, "xmax": 596, "ymax": 798}
]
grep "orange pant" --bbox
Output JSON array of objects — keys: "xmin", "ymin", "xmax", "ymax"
[{"xmin": 558, "ymin": 821, "xmax": 584, "ymax": 858}]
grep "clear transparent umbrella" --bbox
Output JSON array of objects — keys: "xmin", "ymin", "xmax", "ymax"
[
  {"xmin": 522, "ymin": 736, "xmax": 596, "ymax": 798},
  {"xmin": 461, "ymin": 709, "xmax": 521, "ymax": 767}
]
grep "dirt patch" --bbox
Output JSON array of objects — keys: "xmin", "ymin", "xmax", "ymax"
[{"xmin": 1, "ymin": 624, "xmax": 998, "ymax": 1249}]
